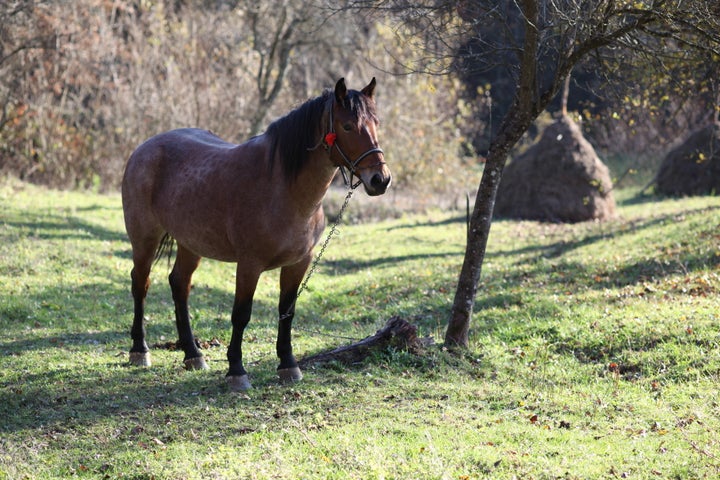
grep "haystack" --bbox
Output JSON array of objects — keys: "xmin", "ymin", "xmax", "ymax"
[
  {"xmin": 495, "ymin": 115, "xmax": 616, "ymax": 223},
  {"xmin": 654, "ymin": 123, "xmax": 720, "ymax": 197}
]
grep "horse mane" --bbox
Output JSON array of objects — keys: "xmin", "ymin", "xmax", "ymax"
[{"xmin": 266, "ymin": 87, "xmax": 378, "ymax": 182}]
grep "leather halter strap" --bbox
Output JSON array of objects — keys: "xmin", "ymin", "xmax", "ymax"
[{"xmin": 324, "ymin": 101, "xmax": 385, "ymax": 189}]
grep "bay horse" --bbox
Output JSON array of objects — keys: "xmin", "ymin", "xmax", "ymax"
[{"xmin": 122, "ymin": 78, "xmax": 391, "ymax": 391}]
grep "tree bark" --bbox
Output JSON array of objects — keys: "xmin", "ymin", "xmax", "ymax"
[
  {"xmin": 445, "ymin": 109, "xmax": 536, "ymax": 347},
  {"xmin": 445, "ymin": 0, "xmax": 541, "ymax": 348},
  {"xmin": 561, "ymin": 74, "xmax": 571, "ymax": 117},
  {"xmin": 298, "ymin": 317, "xmax": 433, "ymax": 367}
]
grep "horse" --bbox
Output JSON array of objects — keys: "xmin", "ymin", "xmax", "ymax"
[{"xmin": 121, "ymin": 78, "xmax": 391, "ymax": 391}]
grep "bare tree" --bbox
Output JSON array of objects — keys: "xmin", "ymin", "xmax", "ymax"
[
  {"xmin": 240, "ymin": 1, "xmax": 370, "ymax": 136},
  {"xmin": 241, "ymin": 2, "xmax": 305, "ymax": 136},
  {"xmin": 352, "ymin": 0, "xmax": 720, "ymax": 347}
]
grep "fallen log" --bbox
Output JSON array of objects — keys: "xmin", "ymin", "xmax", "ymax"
[{"xmin": 298, "ymin": 316, "xmax": 434, "ymax": 368}]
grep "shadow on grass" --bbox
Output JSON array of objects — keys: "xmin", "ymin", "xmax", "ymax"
[
  {"xmin": 0, "ymin": 359, "xmax": 237, "ymax": 434},
  {"xmin": 323, "ymin": 251, "xmax": 462, "ymax": 275},
  {"xmin": 615, "ymin": 192, "xmax": 668, "ymax": 207},
  {"xmin": 1, "ymin": 331, "xmax": 429, "ymax": 436},
  {"xmin": 496, "ymin": 205, "xmax": 719, "ymax": 260},
  {"xmin": 0, "ymin": 278, "xmax": 276, "ymax": 354},
  {"xmin": 0, "ymin": 316, "xmax": 307, "ymax": 436},
  {"xmin": 488, "ymin": 205, "xmax": 720, "ymax": 291},
  {"xmin": 3, "ymin": 204, "xmax": 128, "ymax": 244},
  {"xmin": 385, "ymin": 215, "xmax": 467, "ymax": 231},
  {"xmin": 0, "ymin": 273, "xmax": 316, "ymax": 435}
]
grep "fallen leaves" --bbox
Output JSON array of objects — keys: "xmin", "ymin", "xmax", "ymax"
[{"xmin": 612, "ymin": 272, "xmax": 719, "ymax": 301}]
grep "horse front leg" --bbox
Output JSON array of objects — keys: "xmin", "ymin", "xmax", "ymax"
[
  {"xmin": 226, "ymin": 267, "xmax": 260, "ymax": 392},
  {"xmin": 276, "ymin": 256, "xmax": 312, "ymax": 384}
]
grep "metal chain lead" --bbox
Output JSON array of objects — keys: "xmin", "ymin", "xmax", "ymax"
[{"xmin": 296, "ymin": 186, "xmax": 356, "ymax": 300}]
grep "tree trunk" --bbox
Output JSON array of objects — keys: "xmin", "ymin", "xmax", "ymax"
[
  {"xmin": 445, "ymin": 109, "xmax": 535, "ymax": 347},
  {"xmin": 561, "ymin": 74, "xmax": 571, "ymax": 117},
  {"xmin": 445, "ymin": 0, "xmax": 541, "ymax": 348}
]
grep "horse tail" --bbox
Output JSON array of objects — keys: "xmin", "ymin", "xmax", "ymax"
[{"xmin": 153, "ymin": 232, "xmax": 176, "ymax": 269}]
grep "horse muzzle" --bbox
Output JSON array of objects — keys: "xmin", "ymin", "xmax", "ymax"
[
  {"xmin": 333, "ymin": 142, "xmax": 391, "ymax": 196},
  {"xmin": 358, "ymin": 162, "xmax": 392, "ymax": 196}
]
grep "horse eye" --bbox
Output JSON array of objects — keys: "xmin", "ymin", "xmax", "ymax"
[{"xmin": 342, "ymin": 123, "xmax": 352, "ymax": 132}]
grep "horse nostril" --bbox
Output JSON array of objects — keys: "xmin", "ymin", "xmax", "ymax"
[
  {"xmin": 365, "ymin": 172, "xmax": 390, "ymax": 196},
  {"xmin": 371, "ymin": 173, "xmax": 385, "ymax": 188}
]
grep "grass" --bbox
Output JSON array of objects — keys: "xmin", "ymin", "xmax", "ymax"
[{"xmin": 1, "ymin": 178, "xmax": 719, "ymax": 479}]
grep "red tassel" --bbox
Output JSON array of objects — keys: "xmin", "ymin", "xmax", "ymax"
[{"xmin": 324, "ymin": 132, "xmax": 337, "ymax": 147}]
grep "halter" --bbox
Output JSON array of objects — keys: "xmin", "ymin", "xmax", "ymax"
[{"xmin": 318, "ymin": 100, "xmax": 385, "ymax": 189}]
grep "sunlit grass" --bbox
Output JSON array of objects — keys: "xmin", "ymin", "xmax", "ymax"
[{"xmin": 1, "ymin": 179, "xmax": 719, "ymax": 479}]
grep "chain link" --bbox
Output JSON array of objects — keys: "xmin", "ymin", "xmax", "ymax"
[{"xmin": 296, "ymin": 186, "xmax": 356, "ymax": 300}]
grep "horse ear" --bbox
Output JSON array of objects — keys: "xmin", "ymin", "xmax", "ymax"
[
  {"xmin": 334, "ymin": 78, "xmax": 348, "ymax": 106},
  {"xmin": 361, "ymin": 77, "xmax": 376, "ymax": 98}
]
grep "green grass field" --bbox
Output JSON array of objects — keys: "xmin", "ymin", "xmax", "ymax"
[{"xmin": 1, "ymin": 179, "xmax": 719, "ymax": 479}]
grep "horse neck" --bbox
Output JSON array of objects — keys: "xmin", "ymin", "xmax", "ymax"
[{"xmin": 285, "ymin": 148, "xmax": 338, "ymax": 217}]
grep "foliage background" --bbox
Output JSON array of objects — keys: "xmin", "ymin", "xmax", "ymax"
[
  {"xmin": 0, "ymin": 0, "xmax": 482, "ymax": 207},
  {"xmin": 1, "ymin": 0, "xmax": 714, "ymax": 202}
]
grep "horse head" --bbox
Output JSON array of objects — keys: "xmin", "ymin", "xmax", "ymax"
[{"xmin": 327, "ymin": 78, "xmax": 392, "ymax": 196}]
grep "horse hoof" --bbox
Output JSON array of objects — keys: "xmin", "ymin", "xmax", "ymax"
[
  {"xmin": 184, "ymin": 357, "xmax": 209, "ymax": 371},
  {"xmin": 278, "ymin": 367, "xmax": 303, "ymax": 384},
  {"xmin": 129, "ymin": 351, "xmax": 151, "ymax": 367},
  {"xmin": 226, "ymin": 374, "xmax": 252, "ymax": 392}
]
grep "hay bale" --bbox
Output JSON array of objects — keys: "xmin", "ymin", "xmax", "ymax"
[
  {"xmin": 654, "ymin": 123, "xmax": 720, "ymax": 197},
  {"xmin": 495, "ymin": 115, "xmax": 616, "ymax": 223}
]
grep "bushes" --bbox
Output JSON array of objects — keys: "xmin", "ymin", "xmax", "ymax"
[{"xmin": 0, "ymin": 1, "xmax": 479, "ymax": 199}]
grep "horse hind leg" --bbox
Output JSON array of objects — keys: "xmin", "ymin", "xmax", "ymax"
[
  {"xmin": 169, "ymin": 244, "xmax": 208, "ymax": 370},
  {"xmin": 128, "ymin": 237, "xmax": 162, "ymax": 367}
]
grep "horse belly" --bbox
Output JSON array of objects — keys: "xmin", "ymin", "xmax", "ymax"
[
  {"xmin": 156, "ymin": 197, "xmax": 260, "ymax": 263},
  {"xmin": 159, "ymin": 201, "xmax": 322, "ymax": 270},
  {"xmin": 171, "ymin": 224, "xmax": 237, "ymax": 262},
  {"xmin": 264, "ymin": 239, "xmax": 315, "ymax": 270},
  {"xmin": 233, "ymin": 211, "xmax": 325, "ymax": 270}
]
